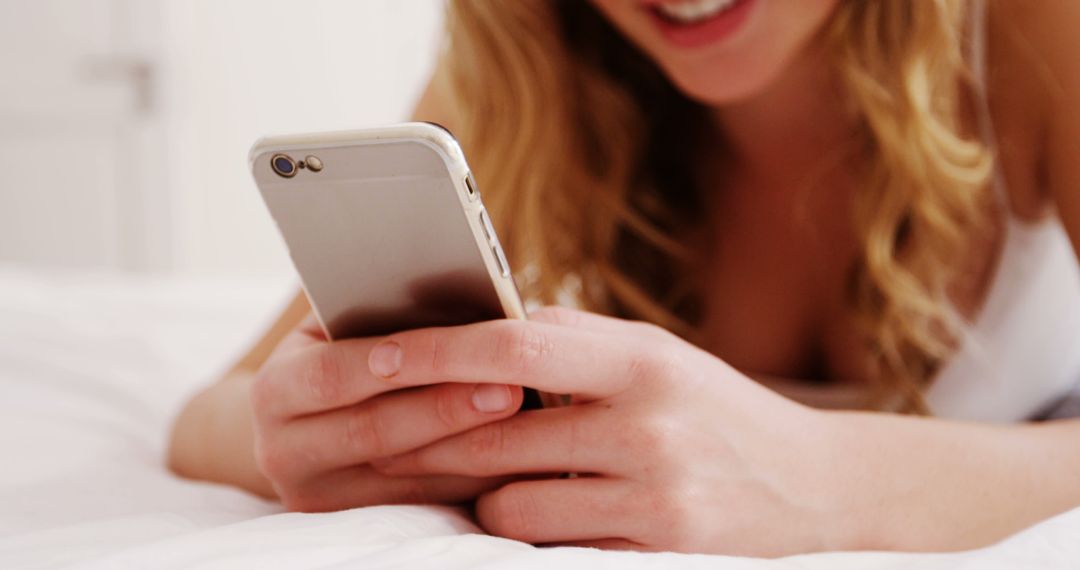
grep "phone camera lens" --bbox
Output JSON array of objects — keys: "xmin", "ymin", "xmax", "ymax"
[{"xmin": 271, "ymin": 154, "xmax": 297, "ymax": 178}]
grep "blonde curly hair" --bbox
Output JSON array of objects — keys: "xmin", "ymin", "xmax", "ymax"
[{"xmin": 438, "ymin": 0, "xmax": 993, "ymax": 412}]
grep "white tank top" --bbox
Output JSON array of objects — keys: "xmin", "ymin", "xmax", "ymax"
[{"xmin": 924, "ymin": 0, "xmax": 1080, "ymax": 422}]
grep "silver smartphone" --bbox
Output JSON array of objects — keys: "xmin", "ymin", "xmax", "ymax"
[{"xmin": 249, "ymin": 122, "xmax": 557, "ymax": 409}]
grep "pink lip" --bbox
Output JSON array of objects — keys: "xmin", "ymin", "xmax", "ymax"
[{"xmin": 646, "ymin": 0, "xmax": 757, "ymax": 49}]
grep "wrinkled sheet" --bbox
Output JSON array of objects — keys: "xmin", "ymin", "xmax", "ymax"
[{"xmin": 0, "ymin": 265, "xmax": 1077, "ymax": 569}]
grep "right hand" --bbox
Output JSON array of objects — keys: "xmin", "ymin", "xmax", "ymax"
[{"xmin": 250, "ymin": 315, "xmax": 524, "ymax": 512}]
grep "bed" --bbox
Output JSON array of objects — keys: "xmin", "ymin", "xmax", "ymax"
[{"xmin": 2, "ymin": 264, "xmax": 1078, "ymax": 569}]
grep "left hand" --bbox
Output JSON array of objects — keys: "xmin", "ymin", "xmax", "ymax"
[{"xmin": 366, "ymin": 307, "xmax": 844, "ymax": 555}]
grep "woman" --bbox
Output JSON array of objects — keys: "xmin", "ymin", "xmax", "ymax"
[{"xmin": 169, "ymin": 0, "xmax": 1080, "ymax": 556}]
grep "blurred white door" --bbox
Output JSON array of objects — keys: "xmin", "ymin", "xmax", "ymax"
[{"xmin": 0, "ymin": 0, "xmax": 168, "ymax": 270}]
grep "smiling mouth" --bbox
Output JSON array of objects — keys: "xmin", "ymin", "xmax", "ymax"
[
  {"xmin": 651, "ymin": 0, "xmax": 749, "ymax": 25},
  {"xmin": 644, "ymin": 0, "xmax": 757, "ymax": 49}
]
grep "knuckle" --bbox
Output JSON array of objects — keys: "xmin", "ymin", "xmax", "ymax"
[
  {"xmin": 253, "ymin": 438, "xmax": 291, "ymax": 482},
  {"xmin": 432, "ymin": 385, "xmax": 465, "ymax": 431},
  {"xmin": 482, "ymin": 486, "xmax": 538, "ymax": 539},
  {"xmin": 249, "ymin": 367, "xmax": 277, "ymax": 419},
  {"xmin": 426, "ymin": 332, "xmax": 451, "ymax": 376},
  {"xmin": 529, "ymin": 306, "xmax": 579, "ymax": 327},
  {"xmin": 627, "ymin": 412, "xmax": 682, "ymax": 460},
  {"xmin": 301, "ymin": 346, "xmax": 345, "ymax": 406},
  {"xmin": 343, "ymin": 407, "xmax": 389, "ymax": 459},
  {"xmin": 493, "ymin": 321, "xmax": 552, "ymax": 375},
  {"xmin": 466, "ymin": 422, "xmax": 508, "ymax": 473},
  {"xmin": 627, "ymin": 345, "xmax": 685, "ymax": 388},
  {"xmin": 626, "ymin": 353, "xmax": 655, "ymax": 384}
]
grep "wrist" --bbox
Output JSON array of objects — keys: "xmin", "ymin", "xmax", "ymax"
[
  {"xmin": 775, "ymin": 403, "xmax": 1080, "ymax": 553},
  {"xmin": 806, "ymin": 410, "xmax": 892, "ymax": 552},
  {"xmin": 806, "ymin": 411, "xmax": 1073, "ymax": 552},
  {"xmin": 749, "ymin": 403, "xmax": 874, "ymax": 552}
]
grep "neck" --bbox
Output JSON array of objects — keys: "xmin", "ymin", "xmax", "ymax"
[{"xmin": 708, "ymin": 43, "xmax": 857, "ymax": 183}]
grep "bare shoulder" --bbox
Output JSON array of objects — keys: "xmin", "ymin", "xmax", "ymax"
[
  {"xmin": 989, "ymin": 0, "xmax": 1080, "ymax": 109},
  {"xmin": 985, "ymin": 0, "xmax": 1080, "ymax": 222},
  {"xmin": 988, "ymin": 0, "xmax": 1080, "ymax": 256}
]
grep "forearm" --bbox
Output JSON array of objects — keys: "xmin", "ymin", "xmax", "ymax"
[
  {"xmin": 822, "ymin": 411, "xmax": 1080, "ymax": 551},
  {"xmin": 167, "ymin": 372, "xmax": 276, "ymax": 498}
]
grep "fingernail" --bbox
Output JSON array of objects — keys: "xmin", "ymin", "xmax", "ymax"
[
  {"xmin": 369, "ymin": 341, "xmax": 402, "ymax": 378},
  {"xmin": 471, "ymin": 384, "xmax": 512, "ymax": 413}
]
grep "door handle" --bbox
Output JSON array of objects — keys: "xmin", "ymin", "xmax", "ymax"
[{"xmin": 79, "ymin": 56, "xmax": 156, "ymax": 115}]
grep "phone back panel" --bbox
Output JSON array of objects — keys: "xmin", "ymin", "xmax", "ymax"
[{"xmin": 250, "ymin": 124, "xmax": 523, "ymax": 340}]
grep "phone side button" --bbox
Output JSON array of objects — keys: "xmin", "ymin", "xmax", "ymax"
[
  {"xmin": 491, "ymin": 242, "xmax": 511, "ymax": 278},
  {"xmin": 478, "ymin": 207, "xmax": 496, "ymax": 242},
  {"xmin": 464, "ymin": 171, "xmax": 480, "ymax": 201}
]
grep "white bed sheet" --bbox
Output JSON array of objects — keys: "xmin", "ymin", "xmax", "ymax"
[{"xmin": 0, "ymin": 265, "xmax": 1077, "ymax": 569}]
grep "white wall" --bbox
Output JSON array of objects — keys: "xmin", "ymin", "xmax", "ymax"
[
  {"xmin": 0, "ymin": 0, "xmax": 172, "ymax": 272},
  {"xmin": 162, "ymin": 0, "xmax": 445, "ymax": 277},
  {"xmin": 0, "ymin": 0, "xmax": 443, "ymax": 277}
]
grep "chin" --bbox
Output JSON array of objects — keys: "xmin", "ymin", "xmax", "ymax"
[
  {"xmin": 659, "ymin": 51, "xmax": 791, "ymax": 106},
  {"xmin": 589, "ymin": 0, "xmax": 840, "ymax": 107}
]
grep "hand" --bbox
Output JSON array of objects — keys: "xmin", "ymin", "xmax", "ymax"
[
  {"xmin": 366, "ymin": 307, "xmax": 840, "ymax": 555},
  {"xmin": 249, "ymin": 316, "xmax": 525, "ymax": 512}
]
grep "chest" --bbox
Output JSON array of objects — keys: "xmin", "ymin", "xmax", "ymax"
[
  {"xmin": 694, "ymin": 166, "xmax": 1010, "ymax": 386},
  {"xmin": 694, "ymin": 169, "xmax": 864, "ymax": 382}
]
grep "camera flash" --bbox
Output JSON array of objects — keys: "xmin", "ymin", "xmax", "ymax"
[{"xmin": 305, "ymin": 155, "xmax": 324, "ymax": 172}]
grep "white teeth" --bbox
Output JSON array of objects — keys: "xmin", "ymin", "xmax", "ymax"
[{"xmin": 657, "ymin": 0, "xmax": 737, "ymax": 23}]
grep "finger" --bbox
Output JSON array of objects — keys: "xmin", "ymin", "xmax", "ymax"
[
  {"xmin": 369, "ymin": 320, "xmax": 650, "ymax": 400},
  {"xmin": 280, "ymin": 465, "xmax": 511, "ymax": 513},
  {"xmin": 372, "ymin": 405, "xmax": 621, "ymax": 477},
  {"xmin": 527, "ymin": 306, "xmax": 630, "ymax": 331},
  {"xmin": 476, "ymin": 478, "xmax": 641, "ymax": 544},
  {"xmin": 265, "ymin": 383, "xmax": 524, "ymax": 478},
  {"xmin": 254, "ymin": 336, "xmax": 397, "ymax": 419},
  {"xmin": 528, "ymin": 306, "xmax": 661, "ymax": 338}
]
